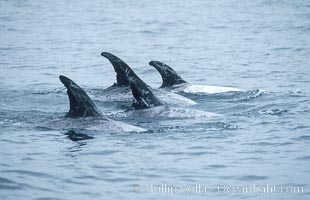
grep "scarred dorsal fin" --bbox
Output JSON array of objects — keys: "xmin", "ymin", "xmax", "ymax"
[
  {"xmin": 59, "ymin": 75, "xmax": 102, "ymax": 118},
  {"xmin": 101, "ymin": 52, "xmax": 147, "ymax": 87},
  {"xmin": 127, "ymin": 77, "xmax": 163, "ymax": 109},
  {"xmin": 149, "ymin": 61, "xmax": 187, "ymax": 88}
]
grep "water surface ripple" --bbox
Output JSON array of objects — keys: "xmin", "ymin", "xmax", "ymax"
[{"xmin": 1, "ymin": 0, "xmax": 310, "ymax": 199}]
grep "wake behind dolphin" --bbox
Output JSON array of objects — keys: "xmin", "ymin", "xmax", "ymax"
[{"xmin": 149, "ymin": 61, "xmax": 242, "ymax": 94}]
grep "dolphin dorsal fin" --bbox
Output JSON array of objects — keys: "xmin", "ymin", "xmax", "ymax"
[
  {"xmin": 127, "ymin": 77, "xmax": 163, "ymax": 109},
  {"xmin": 59, "ymin": 75, "xmax": 102, "ymax": 118},
  {"xmin": 149, "ymin": 61, "xmax": 187, "ymax": 88},
  {"xmin": 101, "ymin": 52, "xmax": 147, "ymax": 87}
]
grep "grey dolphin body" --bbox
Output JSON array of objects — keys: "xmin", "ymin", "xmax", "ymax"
[
  {"xmin": 97, "ymin": 52, "xmax": 196, "ymax": 106},
  {"xmin": 149, "ymin": 61, "xmax": 242, "ymax": 94},
  {"xmin": 44, "ymin": 75, "xmax": 146, "ymax": 132}
]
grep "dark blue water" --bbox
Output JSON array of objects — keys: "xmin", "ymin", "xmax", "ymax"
[{"xmin": 1, "ymin": 0, "xmax": 310, "ymax": 199}]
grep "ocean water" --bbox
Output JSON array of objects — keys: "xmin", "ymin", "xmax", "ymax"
[{"xmin": 1, "ymin": 0, "xmax": 310, "ymax": 199}]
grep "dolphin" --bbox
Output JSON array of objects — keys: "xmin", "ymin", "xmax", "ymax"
[
  {"xmin": 149, "ymin": 61, "xmax": 242, "ymax": 94},
  {"xmin": 124, "ymin": 76, "xmax": 219, "ymax": 119},
  {"xmin": 95, "ymin": 52, "xmax": 196, "ymax": 106},
  {"xmin": 43, "ymin": 75, "xmax": 146, "ymax": 132},
  {"xmin": 128, "ymin": 76, "xmax": 163, "ymax": 109}
]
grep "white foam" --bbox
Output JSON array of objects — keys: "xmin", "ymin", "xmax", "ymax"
[
  {"xmin": 166, "ymin": 107, "xmax": 221, "ymax": 118},
  {"xmin": 132, "ymin": 106, "xmax": 220, "ymax": 119}
]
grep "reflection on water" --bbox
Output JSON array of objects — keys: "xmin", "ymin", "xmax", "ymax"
[{"xmin": 64, "ymin": 130, "xmax": 95, "ymax": 142}]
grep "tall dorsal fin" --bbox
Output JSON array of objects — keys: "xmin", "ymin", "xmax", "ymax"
[
  {"xmin": 127, "ymin": 77, "xmax": 163, "ymax": 109},
  {"xmin": 149, "ymin": 61, "xmax": 187, "ymax": 88},
  {"xmin": 59, "ymin": 75, "xmax": 102, "ymax": 118},
  {"xmin": 101, "ymin": 52, "xmax": 147, "ymax": 87}
]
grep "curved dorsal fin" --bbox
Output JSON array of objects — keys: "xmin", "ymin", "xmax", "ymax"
[
  {"xmin": 59, "ymin": 75, "xmax": 102, "ymax": 118},
  {"xmin": 149, "ymin": 61, "xmax": 187, "ymax": 88},
  {"xmin": 127, "ymin": 77, "xmax": 163, "ymax": 109},
  {"xmin": 101, "ymin": 52, "xmax": 147, "ymax": 87}
]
